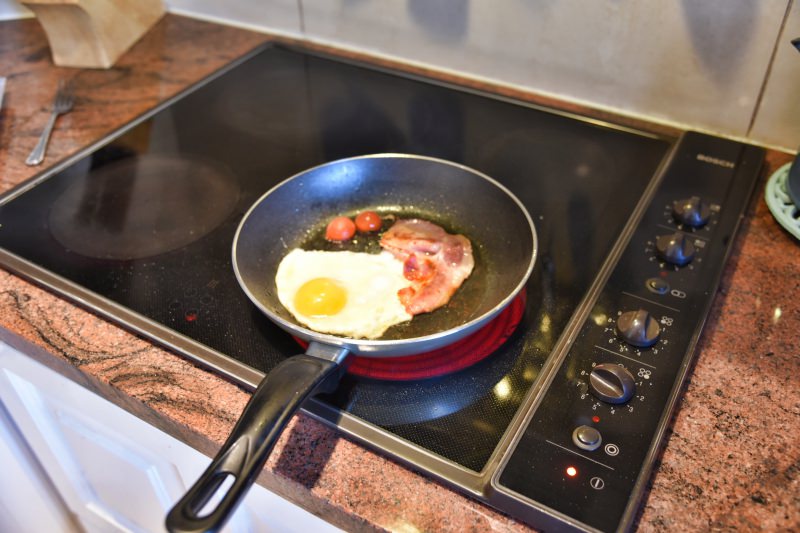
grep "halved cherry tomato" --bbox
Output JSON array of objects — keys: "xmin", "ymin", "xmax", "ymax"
[
  {"xmin": 355, "ymin": 211, "xmax": 382, "ymax": 232},
  {"xmin": 325, "ymin": 216, "xmax": 356, "ymax": 241}
]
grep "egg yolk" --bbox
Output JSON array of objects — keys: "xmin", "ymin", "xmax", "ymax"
[{"xmin": 294, "ymin": 278, "xmax": 347, "ymax": 317}]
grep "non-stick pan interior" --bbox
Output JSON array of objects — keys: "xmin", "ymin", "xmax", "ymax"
[{"xmin": 233, "ymin": 154, "xmax": 535, "ymax": 352}]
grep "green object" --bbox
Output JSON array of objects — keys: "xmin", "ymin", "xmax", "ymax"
[{"xmin": 765, "ymin": 163, "xmax": 800, "ymax": 241}]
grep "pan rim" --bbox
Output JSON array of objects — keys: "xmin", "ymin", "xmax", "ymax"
[{"xmin": 231, "ymin": 153, "xmax": 537, "ymax": 356}]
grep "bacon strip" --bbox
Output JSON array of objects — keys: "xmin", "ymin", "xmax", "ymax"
[{"xmin": 380, "ymin": 219, "xmax": 474, "ymax": 315}]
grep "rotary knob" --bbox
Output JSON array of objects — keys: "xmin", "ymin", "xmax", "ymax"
[
  {"xmin": 656, "ymin": 232, "xmax": 696, "ymax": 266},
  {"xmin": 617, "ymin": 309, "xmax": 660, "ymax": 347},
  {"xmin": 673, "ymin": 196, "xmax": 711, "ymax": 228},
  {"xmin": 589, "ymin": 363, "xmax": 636, "ymax": 404}
]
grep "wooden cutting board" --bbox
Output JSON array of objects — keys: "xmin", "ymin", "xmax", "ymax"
[{"xmin": 21, "ymin": 0, "xmax": 165, "ymax": 69}]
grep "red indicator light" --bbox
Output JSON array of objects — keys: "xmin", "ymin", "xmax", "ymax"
[
  {"xmin": 659, "ymin": 271, "xmax": 668, "ymax": 278},
  {"xmin": 185, "ymin": 311, "xmax": 198, "ymax": 322},
  {"xmin": 566, "ymin": 466, "xmax": 578, "ymax": 477},
  {"xmin": 592, "ymin": 416, "xmax": 600, "ymax": 423}
]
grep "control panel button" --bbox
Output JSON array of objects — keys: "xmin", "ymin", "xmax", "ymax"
[
  {"xmin": 572, "ymin": 425, "xmax": 602, "ymax": 451},
  {"xmin": 656, "ymin": 232, "xmax": 696, "ymax": 266},
  {"xmin": 617, "ymin": 309, "xmax": 660, "ymax": 347},
  {"xmin": 645, "ymin": 277, "xmax": 669, "ymax": 294},
  {"xmin": 589, "ymin": 363, "xmax": 636, "ymax": 404},
  {"xmin": 673, "ymin": 196, "xmax": 711, "ymax": 228}
]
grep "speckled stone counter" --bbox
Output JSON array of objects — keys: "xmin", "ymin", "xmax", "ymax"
[{"xmin": 1, "ymin": 14, "xmax": 798, "ymax": 532}]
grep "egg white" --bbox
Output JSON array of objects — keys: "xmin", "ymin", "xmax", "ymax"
[{"xmin": 275, "ymin": 249, "xmax": 413, "ymax": 339}]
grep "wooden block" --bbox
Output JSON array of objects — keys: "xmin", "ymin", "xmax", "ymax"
[{"xmin": 21, "ymin": 0, "xmax": 165, "ymax": 69}]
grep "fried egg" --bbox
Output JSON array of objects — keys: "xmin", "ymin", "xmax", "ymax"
[{"xmin": 275, "ymin": 249, "xmax": 413, "ymax": 339}]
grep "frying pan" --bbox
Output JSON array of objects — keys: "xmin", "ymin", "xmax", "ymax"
[{"xmin": 166, "ymin": 154, "xmax": 537, "ymax": 533}]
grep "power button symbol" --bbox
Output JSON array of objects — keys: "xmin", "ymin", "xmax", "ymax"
[{"xmin": 590, "ymin": 477, "xmax": 605, "ymax": 490}]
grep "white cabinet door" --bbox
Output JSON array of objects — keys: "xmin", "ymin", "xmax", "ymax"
[
  {"xmin": 0, "ymin": 341, "xmax": 341, "ymax": 533},
  {"xmin": 0, "ymin": 399, "xmax": 80, "ymax": 532}
]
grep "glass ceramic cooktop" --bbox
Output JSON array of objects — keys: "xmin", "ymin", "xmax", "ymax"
[{"xmin": 0, "ymin": 45, "xmax": 670, "ymax": 472}]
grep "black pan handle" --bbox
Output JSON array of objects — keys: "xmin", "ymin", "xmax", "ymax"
[{"xmin": 165, "ymin": 353, "xmax": 342, "ymax": 533}]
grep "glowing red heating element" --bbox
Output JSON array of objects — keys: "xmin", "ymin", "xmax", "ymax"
[{"xmin": 295, "ymin": 290, "xmax": 526, "ymax": 380}]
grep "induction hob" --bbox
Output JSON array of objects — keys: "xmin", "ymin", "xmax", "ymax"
[{"xmin": 0, "ymin": 44, "xmax": 764, "ymax": 531}]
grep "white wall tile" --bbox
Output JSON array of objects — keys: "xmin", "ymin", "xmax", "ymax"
[
  {"xmin": 0, "ymin": 0, "xmax": 31, "ymax": 21},
  {"xmin": 749, "ymin": 2, "xmax": 800, "ymax": 151},
  {"xmin": 300, "ymin": 0, "xmax": 789, "ymax": 145},
  {"xmin": 165, "ymin": 0, "xmax": 301, "ymax": 36},
  {"xmin": 6, "ymin": 0, "xmax": 795, "ymax": 149}
]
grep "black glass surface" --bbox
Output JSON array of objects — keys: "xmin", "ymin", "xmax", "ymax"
[{"xmin": 0, "ymin": 45, "xmax": 670, "ymax": 471}]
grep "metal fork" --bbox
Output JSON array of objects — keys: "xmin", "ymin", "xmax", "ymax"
[{"xmin": 25, "ymin": 80, "xmax": 74, "ymax": 166}]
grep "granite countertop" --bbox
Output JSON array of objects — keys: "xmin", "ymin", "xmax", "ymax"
[{"xmin": 1, "ymin": 14, "xmax": 798, "ymax": 533}]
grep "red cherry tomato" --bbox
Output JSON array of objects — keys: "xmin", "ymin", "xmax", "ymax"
[
  {"xmin": 355, "ymin": 211, "xmax": 382, "ymax": 232},
  {"xmin": 325, "ymin": 216, "xmax": 356, "ymax": 241}
]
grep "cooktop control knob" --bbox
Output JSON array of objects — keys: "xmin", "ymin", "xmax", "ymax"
[
  {"xmin": 589, "ymin": 363, "xmax": 636, "ymax": 404},
  {"xmin": 655, "ymin": 232, "xmax": 696, "ymax": 266},
  {"xmin": 617, "ymin": 309, "xmax": 661, "ymax": 347},
  {"xmin": 673, "ymin": 196, "xmax": 711, "ymax": 228}
]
